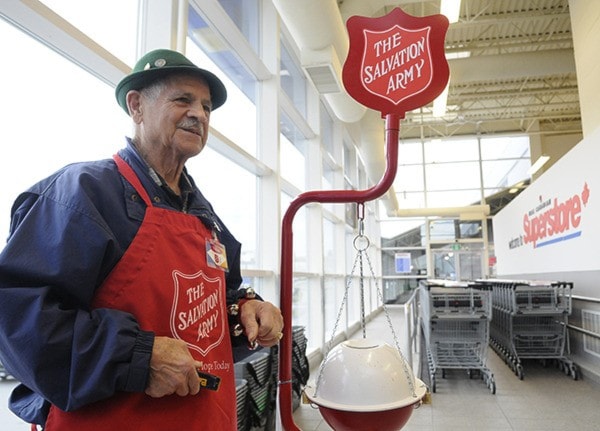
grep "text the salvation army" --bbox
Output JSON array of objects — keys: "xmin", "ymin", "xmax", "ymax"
[
  {"xmin": 363, "ymin": 31, "xmax": 426, "ymax": 93},
  {"xmin": 178, "ymin": 283, "xmax": 220, "ymax": 333}
]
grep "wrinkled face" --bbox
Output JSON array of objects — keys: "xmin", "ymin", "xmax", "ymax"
[{"xmin": 131, "ymin": 74, "xmax": 213, "ymax": 162}]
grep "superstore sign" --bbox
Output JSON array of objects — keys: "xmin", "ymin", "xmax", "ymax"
[{"xmin": 508, "ymin": 182, "xmax": 590, "ymax": 249}]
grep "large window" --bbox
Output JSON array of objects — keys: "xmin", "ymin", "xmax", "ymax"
[
  {"xmin": 395, "ymin": 141, "xmax": 425, "ymax": 208},
  {"xmin": 481, "ymin": 135, "xmax": 530, "ymax": 193},
  {"xmin": 188, "ymin": 147, "xmax": 257, "ymax": 268},
  {"xmin": 393, "ymin": 136, "xmax": 530, "ymax": 214},
  {"xmin": 383, "ymin": 134, "xmax": 530, "ymax": 283},
  {"xmin": 321, "ymin": 106, "xmax": 336, "ymax": 190},
  {"xmin": 217, "ymin": 0, "xmax": 260, "ymax": 53},
  {"xmin": 280, "ymin": 41, "xmax": 307, "ymax": 117},
  {"xmin": 324, "ymin": 277, "xmax": 346, "ymax": 338},
  {"xmin": 323, "ymin": 218, "xmax": 336, "ymax": 272},
  {"xmin": 281, "ymin": 193, "xmax": 308, "ymax": 273},
  {"xmin": 40, "ymin": 0, "xmax": 138, "ymax": 64},
  {"xmin": 386, "ymin": 135, "xmax": 531, "ymax": 237},
  {"xmin": 424, "ymin": 138, "xmax": 482, "ymax": 207},
  {"xmin": 280, "ymin": 112, "xmax": 307, "ymax": 191},
  {"xmin": 0, "ymin": 18, "xmax": 131, "ymax": 236},
  {"xmin": 188, "ymin": 8, "xmax": 258, "ymax": 156}
]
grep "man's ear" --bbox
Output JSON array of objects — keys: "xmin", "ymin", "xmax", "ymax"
[{"xmin": 126, "ymin": 90, "xmax": 143, "ymax": 122}]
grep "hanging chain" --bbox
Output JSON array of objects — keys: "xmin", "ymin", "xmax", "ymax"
[
  {"xmin": 357, "ymin": 203, "xmax": 367, "ymax": 338},
  {"xmin": 315, "ymin": 202, "xmax": 417, "ymax": 398},
  {"xmin": 314, "ymin": 242, "xmax": 359, "ymax": 396}
]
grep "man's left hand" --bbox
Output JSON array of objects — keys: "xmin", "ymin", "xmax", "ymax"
[{"xmin": 239, "ymin": 300, "xmax": 284, "ymax": 348}]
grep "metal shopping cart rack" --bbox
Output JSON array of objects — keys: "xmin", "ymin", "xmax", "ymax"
[
  {"xmin": 419, "ymin": 279, "xmax": 496, "ymax": 394},
  {"xmin": 482, "ymin": 279, "xmax": 578, "ymax": 380}
]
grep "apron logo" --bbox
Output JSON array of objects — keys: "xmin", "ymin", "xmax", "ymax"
[{"xmin": 170, "ymin": 270, "xmax": 225, "ymax": 356}]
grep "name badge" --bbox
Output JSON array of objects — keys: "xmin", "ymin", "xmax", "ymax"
[{"xmin": 206, "ymin": 237, "xmax": 229, "ymax": 272}]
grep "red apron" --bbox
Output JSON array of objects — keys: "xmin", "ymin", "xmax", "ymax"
[{"xmin": 43, "ymin": 155, "xmax": 237, "ymax": 430}]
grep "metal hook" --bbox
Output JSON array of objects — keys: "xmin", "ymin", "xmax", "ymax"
[{"xmin": 357, "ymin": 202, "xmax": 365, "ymax": 237}]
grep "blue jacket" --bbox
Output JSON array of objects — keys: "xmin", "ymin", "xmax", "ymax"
[{"xmin": 0, "ymin": 139, "xmax": 244, "ymax": 425}]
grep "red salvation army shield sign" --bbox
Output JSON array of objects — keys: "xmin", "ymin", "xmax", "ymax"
[
  {"xmin": 343, "ymin": 8, "xmax": 449, "ymax": 116},
  {"xmin": 170, "ymin": 269, "xmax": 226, "ymax": 356}
]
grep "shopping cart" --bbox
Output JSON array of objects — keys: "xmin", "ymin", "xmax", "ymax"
[
  {"xmin": 483, "ymin": 279, "xmax": 578, "ymax": 380},
  {"xmin": 419, "ymin": 279, "xmax": 496, "ymax": 394}
]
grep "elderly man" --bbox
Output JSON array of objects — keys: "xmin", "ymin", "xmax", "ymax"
[{"xmin": 0, "ymin": 49, "xmax": 283, "ymax": 430}]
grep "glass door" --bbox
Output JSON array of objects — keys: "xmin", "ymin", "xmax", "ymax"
[{"xmin": 431, "ymin": 247, "xmax": 484, "ymax": 281}]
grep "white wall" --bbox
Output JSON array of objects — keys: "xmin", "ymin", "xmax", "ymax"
[
  {"xmin": 493, "ymin": 126, "xmax": 600, "ymax": 298},
  {"xmin": 569, "ymin": 0, "xmax": 600, "ymax": 137}
]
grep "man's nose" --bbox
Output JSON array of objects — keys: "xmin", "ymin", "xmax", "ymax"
[{"xmin": 188, "ymin": 104, "xmax": 209, "ymax": 121}]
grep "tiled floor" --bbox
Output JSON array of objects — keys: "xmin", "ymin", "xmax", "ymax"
[
  {"xmin": 1, "ymin": 305, "xmax": 599, "ymax": 430},
  {"xmin": 291, "ymin": 305, "xmax": 600, "ymax": 431}
]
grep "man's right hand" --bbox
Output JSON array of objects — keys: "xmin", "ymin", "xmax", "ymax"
[{"xmin": 145, "ymin": 336, "xmax": 203, "ymax": 397}]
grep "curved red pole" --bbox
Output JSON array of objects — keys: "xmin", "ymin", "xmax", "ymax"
[{"xmin": 278, "ymin": 113, "xmax": 402, "ymax": 430}]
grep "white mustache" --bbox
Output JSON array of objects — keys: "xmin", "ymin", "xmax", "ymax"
[{"xmin": 178, "ymin": 119, "xmax": 203, "ymax": 136}]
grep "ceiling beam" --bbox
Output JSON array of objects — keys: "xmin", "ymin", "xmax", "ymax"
[{"xmin": 448, "ymin": 49, "xmax": 575, "ymax": 83}]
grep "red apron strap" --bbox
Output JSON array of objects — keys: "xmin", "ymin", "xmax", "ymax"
[{"xmin": 113, "ymin": 154, "xmax": 152, "ymax": 206}]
